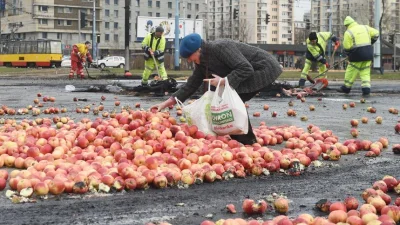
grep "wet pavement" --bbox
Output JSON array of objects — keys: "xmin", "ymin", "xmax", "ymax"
[{"xmin": 0, "ymin": 76, "xmax": 400, "ymax": 225}]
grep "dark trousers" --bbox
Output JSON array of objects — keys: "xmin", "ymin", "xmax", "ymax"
[{"xmin": 229, "ymin": 91, "xmax": 259, "ymax": 145}]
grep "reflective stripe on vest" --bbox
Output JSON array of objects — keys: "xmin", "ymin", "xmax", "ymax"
[
  {"xmin": 346, "ymin": 26, "xmax": 371, "ymax": 49},
  {"xmin": 317, "ymin": 33, "xmax": 327, "ymax": 42}
]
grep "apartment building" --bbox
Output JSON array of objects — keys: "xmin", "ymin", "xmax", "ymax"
[
  {"xmin": 206, "ymin": 0, "xmax": 294, "ymax": 44},
  {"xmin": 0, "ymin": 0, "xmax": 207, "ymax": 57},
  {"xmin": 0, "ymin": 0, "xmax": 100, "ymax": 45},
  {"xmin": 265, "ymin": 0, "xmax": 294, "ymax": 44},
  {"xmin": 310, "ymin": 0, "xmax": 400, "ymax": 39}
]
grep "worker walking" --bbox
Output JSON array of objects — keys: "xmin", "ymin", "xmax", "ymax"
[
  {"xmin": 138, "ymin": 26, "xmax": 168, "ymax": 88},
  {"xmin": 337, "ymin": 16, "xmax": 379, "ymax": 96},
  {"xmin": 299, "ymin": 32, "xmax": 340, "ymax": 87},
  {"xmin": 69, "ymin": 41, "xmax": 93, "ymax": 79}
]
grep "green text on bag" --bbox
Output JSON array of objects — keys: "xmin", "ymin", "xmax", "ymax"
[{"xmin": 211, "ymin": 110, "xmax": 234, "ymax": 125}]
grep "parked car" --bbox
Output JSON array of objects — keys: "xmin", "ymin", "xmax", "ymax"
[
  {"xmin": 94, "ymin": 56, "xmax": 125, "ymax": 69},
  {"xmin": 61, "ymin": 56, "xmax": 71, "ymax": 68}
]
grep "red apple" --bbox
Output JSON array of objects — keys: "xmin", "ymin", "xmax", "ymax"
[{"xmin": 253, "ymin": 112, "xmax": 261, "ymax": 117}]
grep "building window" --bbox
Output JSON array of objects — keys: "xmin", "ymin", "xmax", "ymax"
[
  {"xmin": 42, "ymin": 32, "xmax": 48, "ymax": 38},
  {"xmin": 57, "ymin": 7, "xmax": 63, "ymax": 13},
  {"xmin": 168, "ymin": 2, "xmax": 172, "ymax": 8},
  {"xmin": 57, "ymin": 33, "xmax": 62, "ymax": 39},
  {"xmin": 195, "ymin": 4, "xmax": 199, "ymax": 10},
  {"xmin": 105, "ymin": 9, "xmax": 110, "ymax": 17},
  {"xmin": 114, "ymin": 34, "xmax": 119, "ymax": 42},
  {"xmin": 156, "ymin": 13, "xmax": 160, "ymax": 17},
  {"xmin": 187, "ymin": 3, "xmax": 191, "ymax": 10},
  {"xmin": 66, "ymin": 20, "xmax": 72, "ymax": 26},
  {"xmin": 39, "ymin": 19, "xmax": 48, "ymax": 25},
  {"xmin": 114, "ymin": 0, "xmax": 119, "ymax": 5},
  {"xmin": 105, "ymin": 34, "xmax": 110, "ymax": 42},
  {"xmin": 105, "ymin": 0, "xmax": 110, "ymax": 5},
  {"xmin": 105, "ymin": 22, "xmax": 109, "ymax": 29},
  {"xmin": 114, "ymin": 10, "xmax": 118, "ymax": 18},
  {"xmin": 135, "ymin": 0, "xmax": 140, "ymax": 7},
  {"xmin": 168, "ymin": 13, "xmax": 172, "ymax": 18},
  {"xmin": 64, "ymin": 7, "xmax": 72, "ymax": 13},
  {"xmin": 39, "ymin": 6, "xmax": 48, "ymax": 12},
  {"xmin": 136, "ymin": 11, "xmax": 140, "ymax": 16},
  {"xmin": 156, "ymin": 1, "xmax": 160, "ymax": 7},
  {"xmin": 272, "ymin": 23, "xmax": 277, "ymax": 26},
  {"xmin": 57, "ymin": 20, "xmax": 63, "ymax": 26},
  {"xmin": 272, "ymin": 38, "xmax": 277, "ymax": 42},
  {"xmin": 148, "ymin": 0, "xmax": 152, "ymax": 7},
  {"xmin": 187, "ymin": 14, "xmax": 191, "ymax": 18},
  {"xmin": 148, "ymin": 12, "xmax": 152, "ymax": 16},
  {"xmin": 114, "ymin": 22, "xmax": 118, "ymax": 29}
]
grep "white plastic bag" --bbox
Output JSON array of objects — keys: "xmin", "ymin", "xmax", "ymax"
[
  {"xmin": 65, "ymin": 85, "xmax": 76, "ymax": 92},
  {"xmin": 175, "ymin": 83, "xmax": 215, "ymax": 135},
  {"xmin": 210, "ymin": 77, "xmax": 248, "ymax": 135}
]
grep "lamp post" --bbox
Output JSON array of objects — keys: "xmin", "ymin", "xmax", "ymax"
[
  {"xmin": 92, "ymin": 0, "xmax": 97, "ymax": 61},
  {"xmin": 174, "ymin": 0, "xmax": 180, "ymax": 70}
]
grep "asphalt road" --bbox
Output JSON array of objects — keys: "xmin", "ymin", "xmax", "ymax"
[{"xmin": 0, "ymin": 76, "xmax": 399, "ymax": 225}]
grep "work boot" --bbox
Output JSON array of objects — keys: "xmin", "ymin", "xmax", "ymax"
[
  {"xmin": 337, "ymin": 85, "xmax": 351, "ymax": 94},
  {"xmin": 362, "ymin": 87, "xmax": 371, "ymax": 96},
  {"xmin": 298, "ymin": 79, "xmax": 306, "ymax": 87}
]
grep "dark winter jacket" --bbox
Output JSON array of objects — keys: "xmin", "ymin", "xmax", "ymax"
[{"xmin": 172, "ymin": 39, "xmax": 282, "ymax": 102}]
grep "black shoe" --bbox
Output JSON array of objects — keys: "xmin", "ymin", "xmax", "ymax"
[
  {"xmin": 337, "ymin": 86, "xmax": 351, "ymax": 94},
  {"xmin": 298, "ymin": 79, "xmax": 306, "ymax": 87},
  {"xmin": 362, "ymin": 87, "xmax": 371, "ymax": 96}
]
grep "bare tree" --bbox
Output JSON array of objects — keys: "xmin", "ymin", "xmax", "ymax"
[
  {"xmin": 238, "ymin": 19, "xmax": 252, "ymax": 43},
  {"xmin": 294, "ymin": 27, "xmax": 308, "ymax": 45}
]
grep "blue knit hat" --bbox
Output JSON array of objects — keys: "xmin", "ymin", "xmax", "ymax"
[{"xmin": 180, "ymin": 33, "xmax": 202, "ymax": 58}]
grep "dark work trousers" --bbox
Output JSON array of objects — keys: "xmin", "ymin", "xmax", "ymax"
[{"xmin": 229, "ymin": 90, "xmax": 259, "ymax": 145}]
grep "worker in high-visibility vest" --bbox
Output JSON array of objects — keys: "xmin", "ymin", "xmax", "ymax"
[
  {"xmin": 138, "ymin": 26, "xmax": 168, "ymax": 87},
  {"xmin": 299, "ymin": 32, "xmax": 340, "ymax": 87},
  {"xmin": 337, "ymin": 16, "xmax": 379, "ymax": 96},
  {"xmin": 69, "ymin": 41, "xmax": 93, "ymax": 79}
]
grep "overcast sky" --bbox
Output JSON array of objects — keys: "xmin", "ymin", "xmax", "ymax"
[{"xmin": 294, "ymin": 0, "xmax": 311, "ymax": 21}]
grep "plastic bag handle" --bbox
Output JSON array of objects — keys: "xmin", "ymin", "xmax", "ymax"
[
  {"xmin": 175, "ymin": 97, "xmax": 184, "ymax": 109},
  {"xmin": 214, "ymin": 77, "xmax": 229, "ymax": 96}
]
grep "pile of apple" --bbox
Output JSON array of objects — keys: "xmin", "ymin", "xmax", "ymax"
[
  {"xmin": 0, "ymin": 92, "xmax": 395, "ymax": 201},
  {"xmin": 0, "ymin": 104, "xmax": 393, "ymax": 200},
  {"xmin": 199, "ymin": 176, "xmax": 400, "ymax": 225}
]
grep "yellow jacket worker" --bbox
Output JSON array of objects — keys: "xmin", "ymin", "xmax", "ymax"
[
  {"xmin": 337, "ymin": 16, "xmax": 379, "ymax": 96},
  {"xmin": 139, "ymin": 26, "xmax": 168, "ymax": 87},
  {"xmin": 299, "ymin": 32, "xmax": 340, "ymax": 87}
]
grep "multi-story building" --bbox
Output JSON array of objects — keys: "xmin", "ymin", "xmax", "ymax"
[
  {"xmin": 294, "ymin": 11, "xmax": 310, "ymax": 45},
  {"xmin": 310, "ymin": 0, "xmax": 400, "ymax": 39},
  {"xmin": 0, "ymin": 0, "xmax": 100, "ymax": 50},
  {"xmin": 0, "ymin": 0, "xmax": 207, "ymax": 58},
  {"xmin": 266, "ymin": 0, "xmax": 294, "ymax": 44},
  {"xmin": 206, "ymin": 0, "xmax": 294, "ymax": 44}
]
